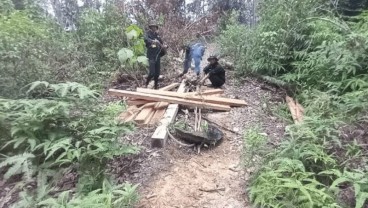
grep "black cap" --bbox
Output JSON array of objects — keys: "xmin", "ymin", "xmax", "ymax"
[
  {"xmin": 148, "ymin": 22, "xmax": 159, "ymax": 29},
  {"xmin": 207, "ymin": 55, "xmax": 218, "ymax": 61}
]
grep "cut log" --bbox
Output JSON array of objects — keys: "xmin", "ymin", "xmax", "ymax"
[
  {"xmin": 108, "ymin": 89, "xmax": 231, "ymax": 111},
  {"xmin": 135, "ymin": 88, "xmax": 247, "ymax": 107},
  {"xmin": 151, "ymin": 81, "xmax": 187, "ymax": 148}
]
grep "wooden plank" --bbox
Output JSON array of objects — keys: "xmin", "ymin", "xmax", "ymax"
[
  {"xmin": 159, "ymin": 83, "xmax": 180, "ymax": 91},
  {"xmin": 143, "ymin": 109, "xmax": 156, "ymax": 125},
  {"xmin": 154, "ymin": 101, "xmax": 169, "ymax": 110},
  {"xmin": 131, "ymin": 84, "xmax": 180, "ymax": 123},
  {"xmin": 151, "ymin": 81, "xmax": 187, "ymax": 148},
  {"xmin": 134, "ymin": 107, "xmax": 154, "ymax": 124},
  {"xmin": 108, "ymin": 89, "xmax": 231, "ymax": 111},
  {"xmin": 147, "ymin": 84, "xmax": 180, "ymax": 110},
  {"xmin": 126, "ymin": 99, "xmax": 153, "ymax": 106},
  {"xmin": 186, "ymin": 89, "xmax": 224, "ymax": 96},
  {"xmin": 118, "ymin": 106, "xmax": 139, "ymax": 122},
  {"xmin": 286, "ymin": 96, "xmax": 304, "ymax": 123},
  {"xmin": 135, "ymin": 88, "xmax": 246, "ymax": 107},
  {"xmin": 149, "ymin": 109, "xmax": 167, "ymax": 125}
]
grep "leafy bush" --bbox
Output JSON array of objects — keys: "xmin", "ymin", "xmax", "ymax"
[
  {"xmin": 221, "ymin": 1, "xmax": 368, "ymax": 206},
  {"xmin": 117, "ymin": 24, "xmax": 149, "ymax": 75},
  {"xmin": 0, "ymin": 11, "xmax": 56, "ymax": 98},
  {"xmin": 0, "ymin": 3, "xmax": 148, "ymax": 99},
  {"xmin": 12, "ymin": 175, "xmax": 138, "ymax": 208},
  {"xmin": 321, "ymin": 169, "xmax": 368, "ymax": 208},
  {"xmin": 242, "ymin": 126, "xmax": 269, "ymax": 168},
  {"xmin": 0, "ymin": 81, "xmax": 139, "ymax": 205},
  {"xmin": 249, "ymin": 159, "xmax": 340, "ymax": 208}
]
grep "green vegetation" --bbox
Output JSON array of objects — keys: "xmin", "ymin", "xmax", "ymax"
[
  {"xmin": 2, "ymin": 0, "xmax": 368, "ymax": 207},
  {"xmin": 0, "ymin": 1, "xmax": 147, "ymax": 99},
  {"xmin": 0, "ymin": 81, "xmax": 139, "ymax": 207},
  {"xmin": 0, "ymin": 1, "xmax": 145, "ymax": 207},
  {"xmin": 221, "ymin": 0, "xmax": 368, "ymax": 207}
]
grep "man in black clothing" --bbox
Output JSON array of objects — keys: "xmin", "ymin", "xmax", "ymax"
[
  {"xmin": 203, "ymin": 55, "xmax": 225, "ymax": 88},
  {"xmin": 144, "ymin": 22, "xmax": 167, "ymax": 89}
]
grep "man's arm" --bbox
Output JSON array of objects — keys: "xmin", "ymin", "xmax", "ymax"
[
  {"xmin": 144, "ymin": 33, "xmax": 154, "ymax": 44},
  {"xmin": 209, "ymin": 65, "xmax": 225, "ymax": 75},
  {"xmin": 203, "ymin": 65, "xmax": 210, "ymax": 74},
  {"xmin": 200, "ymin": 46, "xmax": 205, "ymax": 57},
  {"xmin": 157, "ymin": 36, "xmax": 163, "ymax": 44}
]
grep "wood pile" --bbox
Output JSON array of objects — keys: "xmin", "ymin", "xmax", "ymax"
[{"xmin": 108, "ymin": 82, "xmax": 247, "ymax": 126}]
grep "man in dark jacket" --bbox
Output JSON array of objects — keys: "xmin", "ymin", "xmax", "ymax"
[
  {"xmin": 144, "ymin": 22, "xmax": 167, "ymax": 89},
  {"xmin": 203, "ymin": 55, "xmax": 225, "ymax": 88}
]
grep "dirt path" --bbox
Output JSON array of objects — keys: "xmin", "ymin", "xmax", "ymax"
[
  {"xmin": 113, "ymin": 44, "xmax": 286, "ymax": 208},
  {"xmin": 137, "ymin": 130, "xmax": 246, "ymax": 208}
]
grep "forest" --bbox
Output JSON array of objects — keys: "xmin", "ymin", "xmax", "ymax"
[{"xmin": 1, "ymin": 0, "xmax": 368, "ymax": 207}]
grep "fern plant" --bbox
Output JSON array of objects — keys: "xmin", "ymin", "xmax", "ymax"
[
  {"xmin": 249, "ymin": 158, "xmax": 340, "ymax": 208},
  {"xmin": 0, "ymin": 153, "xmax": 34, "ymax": 181},
  {"xmin": 320, "ymin": 169, "xmax": 368, "ymax": 208},
  {"xmin": 0, "ymin": 81, "xmax": 139, "ymax": 200},
  {"xmin": 242, "ymin": 126, "xmax": 269, "ymax": 168},
  {"xmin": 13, "ymin": 177, "xmax": 139, "ymax": 208}
]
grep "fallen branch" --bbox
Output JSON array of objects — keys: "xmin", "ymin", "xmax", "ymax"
[{"xmin": 199, "ymin": 187, "xmax": 225, "ymax": 193}]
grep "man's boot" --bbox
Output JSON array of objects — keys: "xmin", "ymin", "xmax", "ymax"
[
  {"xmin": 145, "ymin": 79, "xmax": 150, "ymax": 88},
  {"xmin": 154, "ymin": 81, "xmax": 158, "ymax": 90}
]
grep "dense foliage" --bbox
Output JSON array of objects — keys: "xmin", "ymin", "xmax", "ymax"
[
  {"xmin": 220, "ymin": 0, "xmax": 368, "ymax": 207},
  {"xmin": 0, "ymin": 2, "xmax": 145, "ymax": 206},
  {"xmin": 0, "ymin": 81, "xmax": 139, "ymax": 207},
  {"xmin": 0, "ymin": 1, "xmax": 149, "ymax": 99}
]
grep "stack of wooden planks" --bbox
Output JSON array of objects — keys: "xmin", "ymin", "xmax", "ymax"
[{"xmin": 108, "ymin": 82, "xmax": 247, "ymax": 126}]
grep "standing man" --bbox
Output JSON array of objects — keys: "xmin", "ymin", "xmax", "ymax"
[
  {"xmin": 144, "ymin": 22, "xmax": 167, "ymax": 89},
  {"xmin": 202, "ymin": 55, "xmax": 226, "ymax": 88},
  {"xmin": 180, "ymin": 42, "xmax": 205, "ymax": 77}
]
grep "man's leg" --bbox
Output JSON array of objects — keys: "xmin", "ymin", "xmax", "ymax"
[
  {"xmin": 153, "ymin": 58, "xmax": 161, "ymax": 89},
  {"xmin": 146, "ymin": 59, "xmax": 156, "ymax": 87},
  {"xmin": 182, "ymin": 57, "xmax": 191, "ymax": 76},
  {"xmin": 193, "ymin": 56, "xmax": 201, "ymax": 76},
  {"xmin": 209, "ymin": 76, "xmax": 224, "ymax": 88}
]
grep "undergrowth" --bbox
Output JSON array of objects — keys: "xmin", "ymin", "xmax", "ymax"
[
  {"xmin": 221, "ymin": 0, "xmax": 368, "ymax": 207},
  {"xmin": 0, "ymin": 81, "xmax": 139, "ymax": 207}
]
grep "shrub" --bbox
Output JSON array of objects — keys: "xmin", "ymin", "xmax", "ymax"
[{"xmin": 0, "ymin": 81, "xmax": 139, "ymax": 200}]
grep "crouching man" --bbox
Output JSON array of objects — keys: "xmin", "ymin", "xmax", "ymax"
[{"xmin": 202, "ymin": 55, "xmax": 225, "ymax": 88}]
